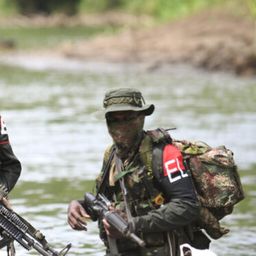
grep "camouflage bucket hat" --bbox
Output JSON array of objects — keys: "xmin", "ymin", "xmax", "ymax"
[{"xmin": 103, "ymin": 88, "xmax": 155, "ymax": 116}]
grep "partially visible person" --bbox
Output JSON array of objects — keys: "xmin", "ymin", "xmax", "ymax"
[
  {"xmin": 0, "ymin": 115, "xmax": 21, "ymax": 197},
  {"xmin": 67, "ymin": 88, "xmax": 209, "ymax": 256},
  {"xmin": 0, "ymin": 115, "xmax": 21, "ymax": 254}
]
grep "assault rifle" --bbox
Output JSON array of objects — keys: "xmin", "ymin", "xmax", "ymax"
[
  {"xmin": 0, "ymin": 203, "xmax": 71, "ymax": 256},
  {"xmin": 83, "ymin": 193, "xmax": 145, "ymax": 247}
]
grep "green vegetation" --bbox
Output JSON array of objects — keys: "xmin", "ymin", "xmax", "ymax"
[
  {"xmin": 246, "ymin": 0, "xmax": 256, "ymax": 18},
  {"xmin": 0, "ymin": 0, "xmax": 248, "ymax": 21},
  {"xmin": 0, "ymin": 0, "xmax": 252, "ymax": 51},
  {"xmin": 5, "ymin": 0, "xmax": 81, "ymax": 15},
  {"xmin": 79, "ymin": 0, "xmax": 248, "ymax": 22},
  {"xmin": 0, "ymin": 0, "xmax": 15, "ymax": 15},
  {"xmin": 80, "ymin": 0, "xmax": 221, "ymax": 20},
  {"xmin": 0, "ymin": 25, "xmax": 119, "ymax": 49}
]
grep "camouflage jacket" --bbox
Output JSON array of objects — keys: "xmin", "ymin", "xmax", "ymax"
[
  {"xmin": 0, "ymin": 116, "xmax": 21, "ymax": 192},
  {"xmin": 96, "ymin": 131, "xmax": 201, "ymax": 254}
]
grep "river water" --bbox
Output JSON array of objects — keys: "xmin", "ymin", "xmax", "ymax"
[{"xmin": 0, "ymin": 54, "xmax": 255, "ymax": 256}]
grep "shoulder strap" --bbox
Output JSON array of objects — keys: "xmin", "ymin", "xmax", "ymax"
[
  {"xmin": 152, "ymin": 143, "xmax": 165, "ymax": 182},
  {"xmin": 96, "ymin": 145, "xmax": 115, "ymax": 196},
  {"xmin": 148, "ymin": 128, "xmax": 172, "ymax": 182},
  {"xmin": 140, "ymin": 128, "xmax": 172, "ymax": 180},
  {"xmin": 146, "ymin": 128, "xmax": 173, "ymax": 144},
  {"xmin": 138, "ymin": 133, "xmax": 167, "ymax": 206},
  {"xmin": 139, "ymin": 128, "xmax": 173, "ymax": 183}
]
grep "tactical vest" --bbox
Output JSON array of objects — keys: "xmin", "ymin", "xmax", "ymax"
[
  {"xmin": 96, "ymin": 130, "xmax": 172, "ymax": 252},
  {"xmin": 96, "ymin": 131, "xmax": 168, "ymax": 216}
]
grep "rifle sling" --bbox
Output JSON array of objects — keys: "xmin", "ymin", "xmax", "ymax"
[
  {"xmin": 97, "ymin": 146, "xmax": 115, "ymax": 196},
  {"xmin": 114, "ymin": 154, "xmax": 133, "ymax": 227}
]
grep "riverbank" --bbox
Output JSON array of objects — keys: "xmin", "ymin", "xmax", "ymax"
[
  {"xmin": 1, "ymin": 7, "xmax": 255, "ymax": 76},
  {"xmin": 60, "ymin": 9, "xmax": 256, "ymax": 76}
]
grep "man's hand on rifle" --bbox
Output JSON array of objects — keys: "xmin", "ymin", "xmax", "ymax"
[
  {"xmin": 103, "ymin": 217, "xmax": 123, "ymax": 239},
  {"xmin": 102, "ymin": 208, "xmax": 127, "ymax": 239},
  {"xmin": 67, "ymin": 200, "xmax": 90, "ymax": 231},
  {"xmin": 0, "ymin": 197, "xmax": 12, "ymax": 209}
]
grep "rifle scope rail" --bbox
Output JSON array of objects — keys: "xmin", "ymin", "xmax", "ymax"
[{"xmin": 0, "ymin": 204, "xmax": 71, "ymax": 256}]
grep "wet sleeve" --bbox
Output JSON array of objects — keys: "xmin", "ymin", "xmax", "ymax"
[
  {"xmin": 0, "ymin": 116, "xmax": 21, "ymax": 192},
  {"xmin": 133, "ymin": 144, "xmax": 200, "ymax": 233}
]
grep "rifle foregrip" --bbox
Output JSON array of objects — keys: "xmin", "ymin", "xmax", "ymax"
[{"xmin": 104, "ymin": 211, "xmax": 145, "ymax": 247}]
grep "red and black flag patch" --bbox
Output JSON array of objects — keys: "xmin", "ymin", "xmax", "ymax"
[{"xmin": 163, "ymin": 144, "xmax": 188, "ymax": 184}]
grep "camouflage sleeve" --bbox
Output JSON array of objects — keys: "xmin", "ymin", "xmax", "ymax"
[
  {"xmin": 133, "ymin": 199, "xmax": 200, "ymax": 233},
  {"xmin": 0, "ymin": 116, "xmax": 21, "ymax": 192}
]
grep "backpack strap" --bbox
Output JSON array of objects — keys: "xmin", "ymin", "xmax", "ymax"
[
  {"xmin": 96, "ymin": 145, "xmax": 115, "ymax": 196},
  {"xmin": 147, "ymin": 128, "xmax": 172, "ymax": 183},
  {"xmin": 146, "ymin": 128, "xmax": 173, "ymax": 144},
  {"xmin": 152, "ymin": 143, "xmax": 164, "ymax": 183},
  {"xmin": 142, "ymin": 128, "xmax": 173, "ymax": 203}
]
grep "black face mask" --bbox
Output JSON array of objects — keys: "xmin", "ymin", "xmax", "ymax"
[{"xmin": 107, "ymin": 113, "xmax": 145, "ymax": 160}]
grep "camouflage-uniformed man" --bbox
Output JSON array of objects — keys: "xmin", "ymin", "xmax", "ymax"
[
  {"xmin": 68, "ymin": 88, "xmax": 209, "ymax": 256},
  {"xmin": 0, "ymin": 116, "xmax": 21, "ymax": 196}
]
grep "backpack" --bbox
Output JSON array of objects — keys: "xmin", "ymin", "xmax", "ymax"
[{"xmin": 146, "ymin": 128, "xmax": 245, "ymax": 239}]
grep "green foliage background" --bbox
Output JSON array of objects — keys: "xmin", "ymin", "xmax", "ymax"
[
  {"xmin": 0, "ymin": 0, "xmax": 252, "ymax": 21},
  {"xmin": 79, "ymin": 0, "xmax": 222, "ymax": 20}
]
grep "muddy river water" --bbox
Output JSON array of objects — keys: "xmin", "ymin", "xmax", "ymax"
[{"xmin": 0, "ymin": 55, "xmax": 255, "ymax": 255}]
